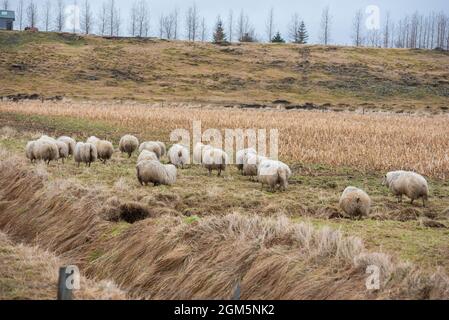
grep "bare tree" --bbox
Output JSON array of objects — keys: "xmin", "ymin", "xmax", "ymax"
[
  {"xmin": 97, "ymin": 2, "xmax": 107, "ymax": 35},
  {"xmin": 17, "ymin": 0, "xmax": 24, "ymax": 30},
  {"xmin": 158, "ymin": 14, "xmax": 163, "ymax": 38},
  {"xmin": 265, "ymin": 7, "xmax": 274, "ymax": 42},
  {"xmin": 320, "ymin": 5, "xmax": 332, "ymax": 45},
  {"xmin": 107, "ymin": 0, "xmax": 117, "ymax": 36},
  {"xmin": 135, "ymin": 0, "xmax": 150, "ymax": 37},
  {"xmin": 55, "ymin": 0, "xmax": 65, "ymax": 32},
  {"xmin": 352, "ymin": 9, "xmax": 364, "ymax": 46},
  {"xmin": 383, "ymin": 12, "xmax": 391, "ymax": 48},
  {"xmin": 42, "ymin": 0, "xmax": 51, "ymax": 31},
  {"xmin": 236, "ymin": 10, "xmax": 255, "ymax": 42},
  {"xmin": 288, "ymin": 13, "xmax": 300, "ymax": 43},
  {"xmin": 160, "ymin": 12, "xmax": 176, "ymax": 39},
  {"xmin": 185, "ymin": 3, "xmax": 200, "ymax": 41},
  {"xmin": 172, "ymin": 7, "xmax": 179, "ymax": 39},
  {"xmin": 114, "ymin": 7, "xmax": 121, "ymax": 36},
  {"xmin": 200, "ymin": 17, "xmax": 207, "ymax": 42},
  {"xmin": 26, "ymin": 0, "xmax": 38, "ymax": 28},
  {"xmin": 2, "ymin": 0, "xmax": 9, "ymax": 10},
  {"xmin": 81, "ymin": 0, "xmax": 93, "ymax": 34},
  {"xmin": 227, "ymin": 10, "xmax": 233, "ymax": 42},
  {"xmin": 129, "ymin": 2, "xmax": 137, "ymax": 36}
]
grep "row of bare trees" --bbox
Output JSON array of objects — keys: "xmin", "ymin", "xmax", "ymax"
[
  {"xmin": 5, "ymin": 1, "xmax": 449, "ymax": 50},
  {"xmin": 352, "ymin": 9, "xmax": 449, "ymax": 50}
]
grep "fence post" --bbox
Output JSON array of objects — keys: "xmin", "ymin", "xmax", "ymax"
[
  {"xmin": 57, "ymin": 266, "xmax": 73, "ymax": 300},
  {"xmin": 232, "ymin": 282, "xmax": 241, "ymax": 300}
]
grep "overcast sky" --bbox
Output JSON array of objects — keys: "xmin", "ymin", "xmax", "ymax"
[{"xmin": 10, "ymin": 0, "xmax": 449, "ymax": 43}]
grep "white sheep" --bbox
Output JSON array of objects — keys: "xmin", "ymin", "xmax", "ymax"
[
  {"xmin": 258, "ymin": 159, "xmax": 292, "ymax": 192},
  {"xmin": 339, "ymin": 187, "xmax": 371, "ymax": 219},
  {"xmin": 96, "ymin": 140, "xmax": 114, "ymax": 164},
  {"xmin": 55, "ymin": 141, "xmax": 69, "ymax": 163},
  {"xmin": 86, "ymin": 136, "xmax": 100, "ymax": 145},
  {"xmin": 202, "ymin": 147, "xmax": 228, "ymax": 176},
  {"xmin": 243, "ymin": 154, "xmax": 267, "ymax": 180},
  {"xmin": 119, "ymin": 135, "xmax": 139, "ymax": 158},
  {"xmin": 236, "ymin": 148, "xmax": 257, "ymax": 171},
  {"xmin": 156, "ymin": 141, "xmax": 167, "ymax": 157},
  {"xmin": 25, "ymin": 140, "xmax": 37, "ymax": 163},
  {"xmin": 168, "ymin": 144, "xmax": 189, "ymax": 168},
  {"xmin": 74, "ymin": 142, "xmax": 98, "ymax": 167},
  {"xmin": 137, "ymin": 150, "xmax": 159, "ymax": 163},
  {"xmin": 139, "ymin": 141, "xmax": 162, "ymax": 159},
  {"xmin": 383, "ymin": 171, "xmax": 429, "ymax": 207},
  {"xmin": 57, "ymin": 136, "xmax": 76, "ymax": 156},
  {"xmin": 193, "ymin": 142, "xmax": 209, "ymax": 164},
  {"xmin": 34, "ymin": 138, "xmax": 59, "ymax": 165},
  {"xmin": 136, "ymin": 160, "xmax": 177, "ymax": 186}
]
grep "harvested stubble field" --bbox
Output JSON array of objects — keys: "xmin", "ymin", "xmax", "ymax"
[{"xmin": 0, "ymin": 101, "xmax": 449, "ymax": 299}]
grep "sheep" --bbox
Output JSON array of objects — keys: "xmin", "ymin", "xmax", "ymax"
[
  {"xmin": 55, "ymin": 141, "xmax": 69, "ymax": 163},
  {"xmin": 139, "ymin": 141, "xmax": 162, "ymax": 159},
  {"xmin": 57, "ymin": 136, "xmax": 76, "ymax": 156},
  {"xmin": 242, "ymin": 154, "xmax": 267, "ymax": 180},
  {"xmin": 193, "ymin": 142, "xmax": 209, "ymax": 164},
  {"xmin": 168, "ymin": 144, "xmax": 189, "ymax": 168},
  {"xmin": 136, "ymin": 160, "xmax": 177, "ymax": 186},
  {"xmin": 383, "ymin": 171, "xmax": 429, "ymax": 207},
  {"xmin": 34, "ymin": 138, "xmax": 59, "ymax": 165},
  {"xmin": 25, "ymin": 140, "xmax": 37, "ymax": 163},
  {"xmin": 86, "ymin": 136, "xmax": 100, "ymax": 146},
  {"xmin": 74, "ymin": 142, "xmax": 98, "ymax": 167},
  {"xmin": 236, "ymin": 148, "xmax": 257, "ymax": 172},
  {"xmin": 96, "ymin": 140, "xmax": 114, "ymax": 164},
  {"xmin": 137, "ymin": 150, "xmax": 159, "ymax": 163},
  {"xmin": 202, "ymin": 147, "xmax": 228, "ymax": 176},
  {"xmin": 258, "ymin": 159, "xmax": 292, "ymax": 192},
  {"xmin": 339, "ymin": 187, "xmax": 371, "ymax": 219},
  {"xmin": 156, "ymin": 141, "xmax": 167, "ymax": 157},
  {"xmin": 119, "ymin": 135, "xmax": 139, "ymax": 158}
]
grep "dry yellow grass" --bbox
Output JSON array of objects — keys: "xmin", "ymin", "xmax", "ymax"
[{"xmin": 1, "ymin": 101, "xmax": 449, "ymax": 179}]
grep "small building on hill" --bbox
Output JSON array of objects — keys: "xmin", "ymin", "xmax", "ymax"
[{"xmin": 0, "ymin": 10, "xmax": 15, "ymax": 31}]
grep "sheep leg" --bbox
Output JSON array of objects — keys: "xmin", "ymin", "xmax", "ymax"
[
  {"xmin": 411, "ymin": 199, "xmax": 414, "ymax": 205},
  {"xmin": 217, "ymin": 169, "xmax": 221, "ymax": 177},
  {"xmin": 422, "ymin": 198, "xmax": 426, "ymax": 208},
  {"xmin": 208, "ymin": 169, "xmax": 212, "ymax": 177}
]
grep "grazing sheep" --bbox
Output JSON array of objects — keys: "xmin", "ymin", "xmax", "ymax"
[
  {"xmin": 136, "ymin": 160, "xmax": 177, "ymax": 186},
  {"xmin": 96, "ymin": 140, "xmax": 114, "ymax": 164},
  {"xmin": 137, "ymin": 150, "xmax": 159, "ymax": 163},
  {"xmin": 86, "ymin": 136, "xmax": 100, "ymax": 146},
  {"xmin": 243, "ymin": 154, "xmax": 267, "ymax": 180},
  {"xmin": 202, "ymin": 148, "xmax": 228, "ymax": 176},
  {"xmin": 55, "ymin": 141, "xmax": 69, "ymax": 163},
  {"xmin": 119, "ymin": 135, "xmax": 139, "ymax": 158},
  {"xmin": 258, "ymin": 159, "xmax": 292, "ymax": 192},
  {"xmin": 193, "ymin": 142, "xmax": 209, "ymax": 164},
  {"xmin": 25, "ymin": 141, "xmax": 37, "ymax": 163},
  {"xmin": 57, "ymin": 136, "xmax": 76, "ymax": 156},
  {"xmin": 34, "ymin": 138, "xmax": 59, "ymax": 165},
  {"xmin": 156, "ymin": 141, "xmax": 167, "ymax": 157},
  {"xmin": 383, "ymin": 171, "xmax": 429, "ymax": 207},
  {"xmin": 139, "ymin": 142, "xmax": 162, "ymax": 159},
  {"xmin": 236, "ymin": 148, "xmax": 257, "ymax": 171},
  {"xmin": 168, "ymin": 144, "xmax": 189, "ymax": 168},
  {"xmin": 74, "ymin": 142, "xmax": 98, "ymax": 167},
  {"xmin": 339, "ymin": 187, "xmax": 371, "ymax": 219}
]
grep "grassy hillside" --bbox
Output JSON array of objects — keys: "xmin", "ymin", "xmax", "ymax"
[{"xmin": 1, "ymin": 31, "xmax": 448, "ymax": 111}]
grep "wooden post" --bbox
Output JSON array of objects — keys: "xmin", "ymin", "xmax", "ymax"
[
  {"xmin": 57, "ymin": 266, "xmax": 73, "ymax": 300},
  {"xmin": 232, "ymin": 282, "xmax": 241, "ymax": 300}
]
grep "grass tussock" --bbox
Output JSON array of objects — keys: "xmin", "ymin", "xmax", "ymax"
[
  {"xmin": 0, "ymin": 153, "xmax": 448, "ymax": 299},
  {"xmin": 0, "ymin": 232, "xmax": 125, "ymax": 300}
]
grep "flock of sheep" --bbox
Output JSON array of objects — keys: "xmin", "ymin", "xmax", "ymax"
[{"xmin": 25, "ymin": 134, "xmax": 430, "ymax": 219}]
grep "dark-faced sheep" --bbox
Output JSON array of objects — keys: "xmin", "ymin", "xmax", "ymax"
[
  {"xmin": 96, "ymin": 140, "xmax": 114, "ymax": 164},
  {"xmin": 236, "ymin": 148, "xmax": 257, "ymax": 172},
  {"xmin": 139, "ymin": 142, "xmax": 163, "ymax": 159}
]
